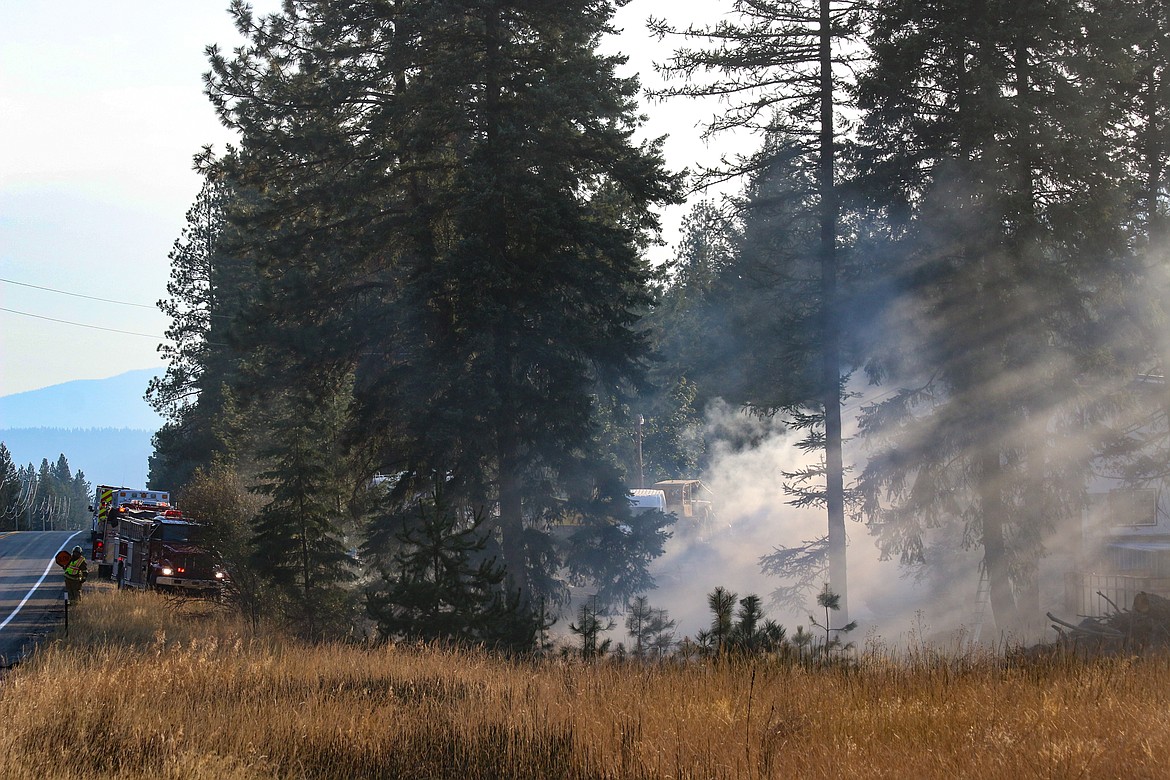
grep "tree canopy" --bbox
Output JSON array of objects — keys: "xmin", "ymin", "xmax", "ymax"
[{"xmin": 149, "ymin": 0, "xmax": 1170, "ymax": 641}]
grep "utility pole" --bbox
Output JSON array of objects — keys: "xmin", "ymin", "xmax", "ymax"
[{"xmin": 636, "ymin": 414, "xmax": 645, "ymax": 488}]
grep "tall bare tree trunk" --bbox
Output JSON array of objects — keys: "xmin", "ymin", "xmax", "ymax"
[
  {"xmin": 819, "ymin": 0, "xmax": 848, "ymax": 623},
  {"xmin": 980, "ymin": 448, "xmax": 1018, "ymax": 634}
]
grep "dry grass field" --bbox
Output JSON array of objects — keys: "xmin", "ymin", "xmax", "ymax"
[{"xmin": 3, "ymin": 588, "xmax": 1170, "ymax": 779}]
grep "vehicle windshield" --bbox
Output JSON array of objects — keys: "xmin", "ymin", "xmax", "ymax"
[{"xmin": 154, "ymin": 523, "xmax": 199, "ymax": 543}]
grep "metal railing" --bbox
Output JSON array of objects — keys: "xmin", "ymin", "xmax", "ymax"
[{"xmin": 1065, "ymin": 573, "xmax": 1170, "ymax": 617}]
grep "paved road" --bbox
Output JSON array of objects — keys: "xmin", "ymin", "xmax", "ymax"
[{"xmin": 0, "ymin": 530, "xmax": 86, "ymax": 667}]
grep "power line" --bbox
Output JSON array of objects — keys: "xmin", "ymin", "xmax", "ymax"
[
  {"xmin": 0, "ymin": 277, "xmax": 158, "ymax": 309},
  {"xmin": 0, "ymin": 276, "xmax": 233, "ymax": 321},
  {"xmin": 0, "ymin": 306, "xmax": 168, "ymax": 339},
  {"xmin": 1, "ymin": 306, "xmax": 230, "ymax": 347}
]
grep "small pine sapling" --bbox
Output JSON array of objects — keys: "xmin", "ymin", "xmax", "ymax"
[
  {"xmin": 808, "ymin": 583, "xmax": 857, "ymax": 659},
  {"xmin": 569, "ymin": 599, "xmax": 615, "ymax": 660}
]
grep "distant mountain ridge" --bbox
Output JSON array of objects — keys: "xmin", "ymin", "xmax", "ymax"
[
  {"xmin": 0, "ymin": 369, "xmax": 165, "ymax": 487},
  {"xmin": 0, "ymin": 368, "xmax": 165, "ymax": 430},
  {"xmin": 0, "ymin": 427, "xmax": 155, "ymax": 486}
]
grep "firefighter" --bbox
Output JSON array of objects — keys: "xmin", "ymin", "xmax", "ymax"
[{"xmin": 64, "ymin": 545, "xmax": 88, "ymax": 602}]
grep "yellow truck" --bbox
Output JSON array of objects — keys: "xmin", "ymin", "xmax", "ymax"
[{"xmin": 652, "ymin": 479, "xmax": 716, "ymax": 537}]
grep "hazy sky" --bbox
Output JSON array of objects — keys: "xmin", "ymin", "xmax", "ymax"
[{"xmin": 0, "ymin": 1, "xmax": 725, "ymax": 399}]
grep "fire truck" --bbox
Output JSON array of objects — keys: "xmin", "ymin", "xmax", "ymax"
[
  {"xmin": 90, "ymin": 486, "xmax": 171, "ymax": 578},
  {"xmin": 111, "ymin": 509, "xmax": 226, "ymax": 596},
  {"xmin": 90, "ymin": 485, "xmax": 225, "ymax": 596}
]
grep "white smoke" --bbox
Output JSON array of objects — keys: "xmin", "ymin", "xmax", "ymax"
[{"xmin": 643, "ymin": 397, "xmax": 989, "ymax": 650}]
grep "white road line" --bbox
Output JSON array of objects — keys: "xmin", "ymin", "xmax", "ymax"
[{"xmin": 0, "ymin": 531, "xmax": 84, "ymax": 632}]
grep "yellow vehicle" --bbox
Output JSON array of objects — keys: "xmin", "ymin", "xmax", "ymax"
[
  {"xmin": 89, "ymin": 486, "xmax": 170, "ymax": 578},
  {"xmin": 652, "ymin": 479, "xmax": 715, "ymax": 536}
]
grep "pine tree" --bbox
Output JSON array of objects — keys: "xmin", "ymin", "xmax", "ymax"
[
  {"xmin": 625, "ymin": 595, "xmax": 677, "ymax": 659},
  {"xmin": 563, "ymin": 479, "xmax": 674, "ymax": 609},
  {"xmin": 651, "ymin": 0, "xmax": 870, "ymax": 622},
  {"xmin": 568, "ymin": 599, "xmax": 615, "ymax": 660},
  {"xmin": 68, "ymin": 471, "xmax": 90, "ymax": 529},
  {"xmin": 205, "ymin": 0, "xmax": 682, "ymax": 610},
  {"xmin": 705, "ymin": 585, "xmax": 737, "ymax": 656},
  {"xmin": 1114, "ymin": 0, "xmax": 1170, "ymax": 483},
  {"xmin": 808, "ymin": 583, "xmax": 856, "ymax": 658},
  {"xmin": 388, "ymin": 0, "xmax": 681, "ymax": 602},
  {"xmin": 1117, "ymin": 0, "xmax": 1170, "ymax": 251},
  {"xmin": 855, "ymin": 0, "xmax": 1132, "ymax": 632},
  {"xmin": 149, "ymin": 173, "xmax": 225, "ymax": 421},
  {"xmin": 644, "ymin": 200, "xmax": 739, "ymax": 415},
  {"xmin": 727, "ymin": 593, "xmax": 788, "ymax": 655},
  {"xmin": 46, "ymin": 455, "xmax": 88, "ymax": 530},
  {"xmin": 250, "ymin": 383, "xmax": 357, "ymax": 637},
  {"xmin": 705, "ymin": 145, "xmax": 870, "ymax": 612},
  {"xmin": 367, "ymin": 485, "xmax": 546, "ymax": 652},
  {"xmin": 148, "ymin": 170, "xmax": 251, "ymax": 489},
  {"xmin": 633, "ymin": 201, "xmax": 737, "ymax": 488},
  {"xmin": 12, "ymin": 464, "xmax": 36, "ymax": 531},
  {"xmin": 0, "ymin": 444, "xmax": 21, "ymax": 531},
  {"xmin": 28, "ymin": 459, "xmax": 60, "ymax": 531}
]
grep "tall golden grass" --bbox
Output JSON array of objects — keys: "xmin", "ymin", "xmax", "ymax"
[{"xmin": 3, "ymin": 588, "xmax": 1169, "ymax": 779}]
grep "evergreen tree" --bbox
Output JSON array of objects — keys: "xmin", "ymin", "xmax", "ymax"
[
  {"xmin": 69, "ymin": 471, "xmax": 90, "ymax": 529},
  {"xmin": 631, "ymin": 200, "xmax": 746, "ymax": 491},
  {"xmin": 728, "ymin": 593, "xmax": 788, "ymax": 655},
  {"xmin": 568, "ymin": 598, "xmax": 615, "ymax": 660},
  {"xmin": 652, "ymin": 0, "xmax": 870, "ymax": 622},
  {"xmin": 563, "ymin": 487, "xmax": 674, "ymax": 609},
  {"xmin": 639, "ymin": 378, "xmax": 705, "ymax": 483},
  {"xmin": 12, "ymin": 464, "xmax": 36, "ymax": 531},
  {"xmin": 706, "ymin": 144, "xmax": 872, "ymax": 611},
  {"xmin": 703, "ymin": 585, "xmax": 737, "ymax": 656},
  {"xmin": 855, "ymin": 0, "xmax": 1133, "ymax": 632},
  {"xmin": 624, "ymin": 595, "xmax": 677, "ymax": 659},
  {"xmin": 644, "ymin": 200, "xmax": 739, "ymax": 418},
  {"xmin": 205, "ymin": 0, "xmax": 682, "ymax": 611},
  {"xmin": 367, "ymin": 485, "xmax": 546, "ymax": 652},
  {"xmin": 40, "ymin": 453, "xmax": 89, "ymax": 530},
  {"xmin": 28, "ymin": 459, "xmax": 60, "ymax": 531},
  {"xmin": 1114, "ymin": 0, "xmax": 1170, "ymax": 252},
  {"xmin": 148, "ymin": 171, "xmax": 251, "ymax": 490},
  {"xmin": 808, "ymin": 583, "xmax": 856, "ymax": 657},
  {"xmin": 1114, "ymin": 0, "xmax": 1170, "ymax": 484},
  {"xmin": 0, "ymin": 445, "xmax": 21, "ymax": 531},
  {"xmin": 251, "ymin": 383, "xmax": 358, "ymax": 637},
  {"xmin": 546, "ymin": 403, "xmax": 676, "ymax": 610}
]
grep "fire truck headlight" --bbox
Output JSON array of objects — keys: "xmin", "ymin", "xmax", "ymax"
[{"xmin": 160, "ymin": 566, "xmax": 174, "ymax": 577}]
